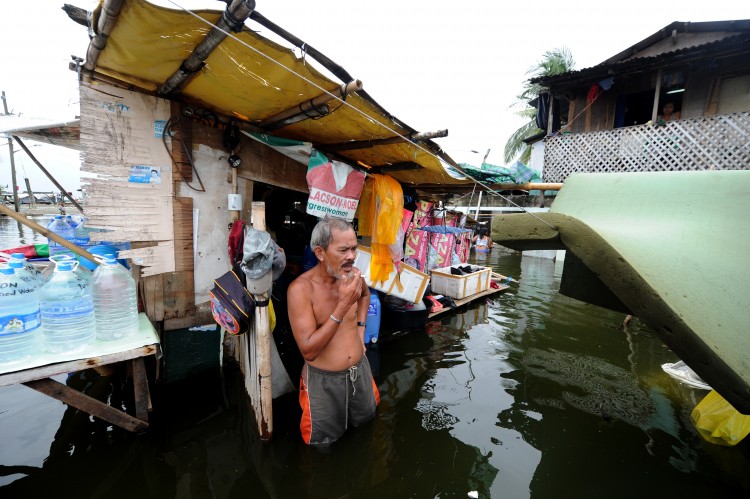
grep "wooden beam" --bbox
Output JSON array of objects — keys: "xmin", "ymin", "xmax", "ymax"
[
  {"xmin": 320, "ymin": 129, "xmax": 448, "ymax": 152},
  {"xmin": 159, "ymin": 0, "xmax": 256, "ymax": 95},
  {"xmin": 23, "ymin": 378, "xmax": 148, "ymax": 432},
  {"xmin": 371, "ymin": 161, "xmax": 422, "ymax": 174}
]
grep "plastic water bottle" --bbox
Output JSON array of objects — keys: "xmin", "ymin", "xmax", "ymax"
[
  {"xmin": 73, "ymin": 218, "xmax": 91, "ymax": 246},
  {"xmin": 92, "ymin": 255, "xmax": 138, "ymax": 340},
  {"xmin": 364, "ymin": 289, "xmax": 381, "ymax": 344},
  {"xmin": 7, "ymin": 256, "xmax": 42, "ymax": 289},
  {"xmin": 39, "ymin": 260, "xmax": 95, "ymax": 354},
  {"xmin": 9, "ymin": 252, "xmax": 43, "ymax": 282},
  {"xmin": 65, "ymin": 215, "xmax": 79, "ymax": 230},
  {"xmin": 0, "ymin": 266, "xmax": 41, "ymax": 364},
  {"xmin": 47, "ymin": 215, "xmax": 75, "ymax": 259},
  {"xmin": 41, "ymin": 255, "xmax": 93, "ymax": 285}
]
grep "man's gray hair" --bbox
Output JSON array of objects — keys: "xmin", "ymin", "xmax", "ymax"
[{"xmin": 310, "ymin": 218, "xmax": 354, "ymax": 250}]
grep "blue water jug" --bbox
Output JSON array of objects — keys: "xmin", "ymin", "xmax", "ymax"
[
  {"xmin": 0, "ymin": 266, "xmax": 41, "ymax": 363},
  {"xmin": 39, "ymin": 260, "xmax": 95, "ymax": 354},
  {"xmin": 364, "ymin": 289, "xmax": 381, "ymax": 344},
  {"xmin": 65, "ymin": 215, "xmax": 79, "ymax": 229},
  {"xmin": 93, "ymin": 255, "xmax": 139, "ymax": 340},
  {"xmin": 48, "ymin": 215, "xmax": 75, "ymax": 259}
]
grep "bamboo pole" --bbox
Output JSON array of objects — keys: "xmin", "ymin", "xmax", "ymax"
[
  {"xmin": 84, "ymin": 0, "xmax": 126, "ymax": 71},
  {"xmin": 0, "ymin": 205, "xmax": 99, "ymax": 266},
  {"xmin": 159, "ymin": 0, "xmax": 257, "ymax": 95},
  {"xmin": 12, "ymin": 136, "xmax": 83, "ymax": 212},
  {"xmin": 257, "ymin": 79, "xmax": 363, "ymax": 129}
]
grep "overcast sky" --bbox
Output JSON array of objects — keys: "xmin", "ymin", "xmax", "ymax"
[{"xmin": 0, "ymin": 0, "xmax": 747, "ymax": 192}]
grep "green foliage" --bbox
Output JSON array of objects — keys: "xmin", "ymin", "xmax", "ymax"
[{"xmin": 504, "ymin": 47, "xmax": 575, "ymax": 164}]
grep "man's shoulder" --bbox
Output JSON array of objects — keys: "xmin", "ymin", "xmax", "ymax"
[{"xmin": 288, "ymin": 271, "xmax": 315, "ymax": 295}]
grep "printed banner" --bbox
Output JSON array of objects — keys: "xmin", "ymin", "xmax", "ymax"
[
  {"xmin": 456, "ymin": 232, "xmax": 471, "ymax": 263},
  {"xmin": 306, "ymin": 150, "xmax": 366, "ymax": 221},
  {"xmin": 403, "ymin": 229, "xmax": 429, "ymax": 272},
  {"xmin": 427, "ymin": 233, "xmax": 455, "ymax": 271},
  {"xmin": 306, "ymin": 187, "xmax": 359, "ymax": 220}
]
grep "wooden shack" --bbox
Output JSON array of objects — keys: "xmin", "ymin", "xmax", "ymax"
[
  {"xmin": 66, "ymin": 0, "xmax": 471, "ymax": 437},
  {"xmin": 527, "ymin": 20, "xmax": 750, "ymax": 181}
]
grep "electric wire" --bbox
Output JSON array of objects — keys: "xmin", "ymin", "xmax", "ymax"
[{"xmin": 164, "ymin": 0, "xmax": 558, "ymax": 230}]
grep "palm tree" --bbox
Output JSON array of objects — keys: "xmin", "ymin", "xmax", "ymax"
[{"xmin": 504, "ymin": 47, "xmax": 575, "ymax": 164}]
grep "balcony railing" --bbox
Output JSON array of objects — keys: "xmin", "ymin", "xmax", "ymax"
[{"xmin": 542, "ymin": 111, "xmax": 750, "ymax": 182}]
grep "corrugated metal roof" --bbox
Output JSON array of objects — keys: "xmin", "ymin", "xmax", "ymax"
[{"xmin": 531, "ymin": 19, "xmax": 750, "ymax": 88}]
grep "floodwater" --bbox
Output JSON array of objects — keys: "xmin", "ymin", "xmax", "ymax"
[{"xmin": 1, "ymin": 217, "xmax": 749, "ymax": 498}]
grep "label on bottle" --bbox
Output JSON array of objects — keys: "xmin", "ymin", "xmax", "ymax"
[
  {"xmin": 0, "ymin": 310, "xmax": 41, "ymax": 336},
  {"xmin": 368, "ymin": 302, "xmax": 377, "ymax": 316},
  {"xmin": 42, "ymin": 298, "xmax": 94, "ymax": 318}
]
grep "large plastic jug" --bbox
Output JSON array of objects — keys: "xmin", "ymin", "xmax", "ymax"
[
  {"xmin": 9, "ymin": 252, "xmax": 43, "ymax": 283},
  {"xmin": 0, "ymin": 266, "xmax": 41, "ymax": 363},
  {"xmin": 47, "ymin": 215, "xmax": 75, "ymax": 259},
  {"xmin": 39, "ymin": 260, "xmax": 95, "ymax": 354},
  {"xmin": 92, "ymin": 255, "xmax": 139, "ymax": 340},
  {"xmin": 364, "ymin": 289, "xmax": 381, "ymax": 344},
  {"xmin": 41, "ymin": 255, "xmax": 93, "ymax": 285}
]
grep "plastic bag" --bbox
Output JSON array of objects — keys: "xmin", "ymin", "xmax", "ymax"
[{"xmin": 690, "ymin": 390, "xmax": 750, "ymax": 446}]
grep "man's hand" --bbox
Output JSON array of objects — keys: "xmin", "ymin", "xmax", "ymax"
[{"xmin": 338, "ymin": 269, "xmax": 364, "ymax": 309}]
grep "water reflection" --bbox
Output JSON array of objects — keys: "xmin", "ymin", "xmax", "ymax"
[
  {"xmin": 0, "ymin": 214, "xmax": 50, "ymax": 247},
  {"xmin": 1, "ymin": 250, "xmax": 748, "ymax": 497}
]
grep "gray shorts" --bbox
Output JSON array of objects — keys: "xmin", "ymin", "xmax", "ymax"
[{"xmin": 299, "ymin": 355, "xmax": 380, "ymax": 445}]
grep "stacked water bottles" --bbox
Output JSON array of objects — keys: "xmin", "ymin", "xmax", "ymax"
[{"xmin": 0, "ymin": 250, "xmax": 139, "ymax": 365}]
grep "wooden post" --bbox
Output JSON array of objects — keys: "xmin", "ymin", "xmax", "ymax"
[
  {"xmin": 24, "ymin": 178, "xmax": 35, "ymax": 208},
  {"xmin": 244, "ymin": 201, "xmax": 273, "ymax": 439},
  {"xmin": 652, "ymin": 68, "xmax": 663, "ymax": 123},
  {"xmin": 12, "ymin": 136, "xmax": 83, "ymax": 212},
  {"xmin": 7, "ymin": 136, "xmax": 20, "ymax": 212}
]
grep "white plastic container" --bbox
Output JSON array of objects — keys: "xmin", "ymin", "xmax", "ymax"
[
  {"xmin": 92, "ymin": 255, "xmax": 138, "ymax": 340},
  {"xmin": 9, "ymin": 252, "xmax": 43, "ymax": 281},
  {"xmin": 39, "ymin": 260, "xmax": 95, "ymax": 354},
  {"xmin": 0, "ymin": 266, "xmax": 41, "ymax": 363}
]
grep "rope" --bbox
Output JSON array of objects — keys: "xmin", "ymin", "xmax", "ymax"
[{"xmin": 164, "ymin": 0, "xmax": 558, "ymax": 230}]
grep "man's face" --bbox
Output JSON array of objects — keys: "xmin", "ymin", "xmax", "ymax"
[{"xmin": 317, "ymin": 228, "xmax": 358, "ymax": 279}]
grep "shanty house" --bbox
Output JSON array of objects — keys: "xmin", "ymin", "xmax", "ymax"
[{"xmin": 528, "ymin": 20, "xmax": 750, "ymax": 182}]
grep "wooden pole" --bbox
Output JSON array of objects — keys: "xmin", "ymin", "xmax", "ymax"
[
  {"xmin": 158, "ymin": 0, "xmax": 256, "ymax": 95},
  {"xmin": 652, "ymin": 68, "xmax": 663, "ymax": 123},
  {"xmin": 7, "ymin": 137, "xmax": 20, "ymax": 212},
  {"xmin": 24, "ymin": 178, "xmax": 35, "ymax": 208},
  {"xmin": 257, "ymin": 79, "xmax": 363, "ymax": 129},
  {"xmin": 12, "ymin": 136, "xmax": 83, "ymax": 212},
  {"xmin": 0, "ymin": 205, "xmax": 99, "ymax": 266},
  {"xmin": 248, "ymin": 201, "xmax": 272, "ymax": 439}
]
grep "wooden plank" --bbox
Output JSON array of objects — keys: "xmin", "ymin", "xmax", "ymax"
[
  {"xmin": 173, "ymin": 196, "xmax": 194, "ymax": 271},
  {"xmin": 428, "ymin": 286, "xmax": 509, "ymax": 319},
  {"xmin": 162, "ymin": 270, "xmax": 196, "ymax": 319},
  {"xmin": 163, "ymin": 302, "xmax": 214, "ymax": 331},
  {"xmin": 141, "ymin": 274, "xmax": 165, "ymax": 321},
  {"xmin": 24, "ymin": 378, "xmax": 148, "ymax": 433},
  {"xmin": 0, "ymin": 344, "xmax": 158, "ymax": 387},
  {"xmin": 132, "ymin": 357, "xmax": 150, "ymax": 422}
]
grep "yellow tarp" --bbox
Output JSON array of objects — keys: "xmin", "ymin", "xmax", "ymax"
[{"xmin": 92, "ymin": 0, "xmax": 468, "ymax": 186}]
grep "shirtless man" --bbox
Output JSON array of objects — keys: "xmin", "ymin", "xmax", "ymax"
[{"xmin": 287, "ymin": 218, "xmax": 380, "ymax": 445}]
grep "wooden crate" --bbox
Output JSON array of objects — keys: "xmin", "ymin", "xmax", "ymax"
[{"xmin": 430, "ymin": 265, "xmax": 492, "ymax": 300}]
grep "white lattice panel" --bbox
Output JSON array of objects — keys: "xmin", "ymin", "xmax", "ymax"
[{"xmin": 543, "ymin": 112, "xmax": 750, "ymax": 182}]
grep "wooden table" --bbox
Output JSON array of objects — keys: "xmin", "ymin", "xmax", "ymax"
[{"xmin": 0, "ymin": 313, "xmax": 159, "ymax": 433}]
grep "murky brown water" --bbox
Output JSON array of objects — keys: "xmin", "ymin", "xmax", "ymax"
[{"xmin": 1, "ymin": 217, "xmax": 748, "ymax": 497}]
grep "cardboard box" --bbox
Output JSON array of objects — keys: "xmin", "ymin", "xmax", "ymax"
[
  {"xmin": 430, "ymin": 265, "xmax": 492, "ymax": 300},
  {"xmin": 354, "ymin": 246, "xmax": 430, "ymax": 304}
]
